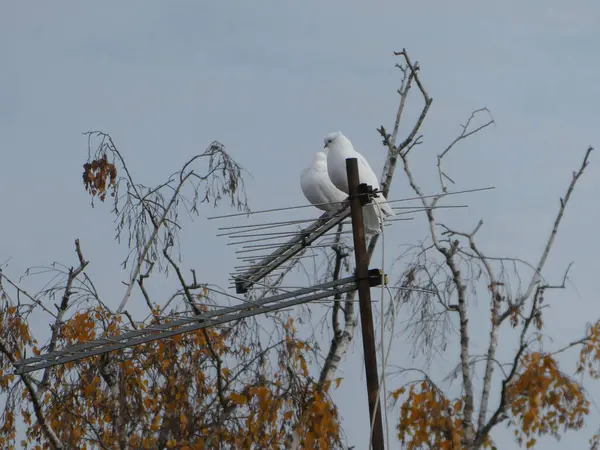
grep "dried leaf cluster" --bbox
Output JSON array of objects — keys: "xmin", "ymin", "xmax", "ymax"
[{"xmin": 82, "ymin": 155, "xmax": 117, "ymax": 202}]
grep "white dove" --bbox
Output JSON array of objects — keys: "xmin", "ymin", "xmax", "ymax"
[
  {"xmin": 324, "ymin": 131, "xmax": 394, "ymax": 235},
  {"xmin": 300, "ymin": 152, "xmax": 348, "ymax": 213}
]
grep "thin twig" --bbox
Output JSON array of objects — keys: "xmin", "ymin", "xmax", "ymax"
[
  {"xmin": 437, "ymin": 108, "xmax": 495, "ymax": 192},
  {"xmin": 475, "ymin": 146, "xmax": 593, "ymax": 446}
]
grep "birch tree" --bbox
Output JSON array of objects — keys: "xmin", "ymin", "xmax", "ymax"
[
  {"xmin": 288, "ymin": 49, "xmax": 596, "ymax": 449},
  {"xmin": 0, "ymin": 135, "xmax": 342, "ymax": 449},
  {"xmin": 0, "ymin": 49, "xmax": 597, "ymax": 450}
]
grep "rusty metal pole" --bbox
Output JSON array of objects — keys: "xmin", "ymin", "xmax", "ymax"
[{"xmin": 346, "ymin": 158, "xmax": 385, "ymax": 450}]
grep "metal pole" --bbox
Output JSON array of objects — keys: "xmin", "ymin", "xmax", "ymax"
[{"xmin": 346, "ymin": 158, "xmax": 385, "ymax": 450}]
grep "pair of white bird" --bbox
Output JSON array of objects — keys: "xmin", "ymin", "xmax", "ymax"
[{"xmin": 300, "ymin": 131, "xmax": 394, "ymax": 236}]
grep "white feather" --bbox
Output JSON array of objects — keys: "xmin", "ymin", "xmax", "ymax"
[
  {"xmin": 325, "ymin": 131, "xmax": 394, "ymax": 235},
  {"xmin": 300, "ymin": 152, "xmax": 348, "ymax": 213}
]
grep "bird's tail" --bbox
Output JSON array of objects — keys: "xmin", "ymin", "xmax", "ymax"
[
  {"xmin": 362, "ymin": 203, "xmax": 382, "ymax": 236},
  {"xmin": 374, "ymin": 194, "xmax": 394, "ymax": 217},
  {"xmin": 358, "ymin": 194, "xmax": 395, "ymax": 237},
  {"xmin": 361, "ymin": 195, "xmax": 395, "ymax": 236}
]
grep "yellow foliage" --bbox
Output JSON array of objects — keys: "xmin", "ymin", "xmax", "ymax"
[
  {"xmin": 578, "ymin": 321, "xmax": 600, "ymax": 379},
  {"xmin": 394, "ymin": 379, "xmax": 492, "ymax": 450},
  {"xmin": 0, "ymin": 305, "xmax": 341, "ymax": 449},
  {"xmin": 71, "ymin": 427, "xmax": 82, "ymax": 439},
  {"xmin": 230, "ymin": 392, "xmax": 248, "ymax": 405},
  {"xmin": 391, "ymin": 350, "xmax": 593, "ymax": 449},
  {"xmin": 508, "ymin": 352, "xmax": 589, "ymax": 445}
]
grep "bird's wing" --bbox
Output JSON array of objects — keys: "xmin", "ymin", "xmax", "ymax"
[
  {"xmin": 327, "ymin": 150, "xmax": 349, "ymax": 194},
  {"xmin": 355, "ymin": 151, "xmax": 381, "ymax": 191},
  {"xmin": 301, "ymin": 168, "xmax": 346, "ymax": 211},
  {"xmin": 315, "ymin": 176, "xmax": 348, "ymax": 210},
  {"xmin": 300, "ymin": 168, "xmax": 325, "ymax": 210}
]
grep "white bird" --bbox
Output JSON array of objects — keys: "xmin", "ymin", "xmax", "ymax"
[
  {"xmin": 324, "ymin": 131, "xmax": 394, "ymax": 235},
  {"xmin": 300, "ymin": 152, "xmax": 348, "ymax": 213}
]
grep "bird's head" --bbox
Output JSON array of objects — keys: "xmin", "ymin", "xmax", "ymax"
[{"xmin": 323, "ymin": 131, "xmax": 343, "ymax": 150}]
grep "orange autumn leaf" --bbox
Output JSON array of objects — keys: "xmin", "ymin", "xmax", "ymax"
[{"xmin": 230, "ymin": 392, "xmax": 247, "ymax": 406}]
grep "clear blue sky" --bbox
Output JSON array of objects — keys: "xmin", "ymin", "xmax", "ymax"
[{"xmin": 2, "ymin": 1, "xmax": 600, "ymax": 448}]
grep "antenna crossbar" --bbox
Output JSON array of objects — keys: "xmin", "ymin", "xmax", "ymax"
[
  {"xmin": 233, "ymin": 204, "xmax": 351, "ymax": 294},
  {"xmin": 14, "ymin": 272, "xmax": 383, "ymax": 374}
]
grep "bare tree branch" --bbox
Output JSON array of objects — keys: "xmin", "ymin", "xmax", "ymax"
[
  {"xmin": 396, "ymin": 105, "xmax": 501, "ymax": 444},
  {"xmin": 437, "ymin": 108, "xmax": 495, "ymax": 192},
  {"xmin": 39, "ymin": 239, "xmax": 88, "ymax": 393},
  {"xmin": 83, "ymin": 132, "xmax": 249, "ymax": 314},
  {"xmin": 474, "ymin": 146, "xmax": 592, "ymax": 447},
  {"xmin": 0, "ymin": 338, "xmax": 63, "ymax": 449},
  {"xmin": 499, "ymin": 147, "xmax": 593, "ymax": 323}
]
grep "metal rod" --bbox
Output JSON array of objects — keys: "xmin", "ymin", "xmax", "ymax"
[
  {"xmin": 233, "ymin": 263, "xmax": 288, "ymax": 270},
  {"xmin": 221, "ymin": 205, "xmax": 461, "ymax": 240},
  {"xmin": 235, "ymin": 242, "xmax": 344, "ymax": 255},
  {"xmin": 229, "ymin": 230, "xmax": 311, "ymax": 239},
  {"xmin": 227, "ymin": 230, "xmax": 351, "ymax": 241},
  {"xmin": 384, "ymin": 217, "xmax": 414, "ymax": 222},
  {"xmin": 209, "ymin": 186, "xmax": 493, "ymax": 221},
  {"xmin": 218, "ymin": 221, "xmax": 336, "ymax": 238},
  {"xmin": 393, "ymin": 208, "xmax": 448, "ymax": 217},
  {"xmin": 228, "ymin": 234, "xmax": 306, "ymax": 246},
  {"xmin": 220, "ymin": 220, "xmax": 353, "ymax": 238},
  {"xmin": 383, "ymin": 186, "xmax": 494, "ymax": 206},
  {"xmin": 226, "ymin": 185, "xmax": 491, "ymax": 295},
  {"xmin": 28, "ymin": 276, "xmax": 358, "ymax": 361},
  {"xmin": 391, "ymin": 204, "xmax": 468, "ymax": 210},
  {"xmin": 217, "ymin": 218, "xmax": 318, "ymax": 232},
  {"xmin": 228, "ymin": 229, "xmax": 331, "ymax": 239},
  {"xmin": 14, "ymin": 275, "xmax": 362, "ymax": 374},
  {"xmin": 346, "ymin": 158, "xmax": 385, "ymax": 450},
  {"xmin": 237, "ymin": 254, "xmax": 284, "ymax": 262},
  {"xmin": 241, "ymin": 239, "xmax": 341, "ymax": 251},
  {"xmin": 16, "ymin": 284, "xmax": 359, "ymax": 374},
  {"xmin": 202, "ymin": 286, "xmax": 253, "ymax": 304},
  {"xmin": 237, "ymin": 254, "xmax": 315, "ymax": 264},
  {"xmin": 227, "ymin": 230, "xmax": 354, "ymax": 246},
  {"xmin": 207, "ymin": 199, "xmax": 349, "ymax": 220},
  {"xmin": 232, "ymin": 207, "xmax": 350, "ymax": 295},
  {"xmin": 231, "ymin": 260, "xmax": 303, "ymax": 272}
]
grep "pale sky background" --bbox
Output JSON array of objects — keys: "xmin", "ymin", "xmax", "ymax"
[{"xmin": 2, "ymin": 1, "xmax": 600, "ymax": 449}]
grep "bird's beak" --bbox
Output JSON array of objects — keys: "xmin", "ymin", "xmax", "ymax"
[{"xmin": 323, "ymin": 143, "xmax": 328, "ymax": 149}]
